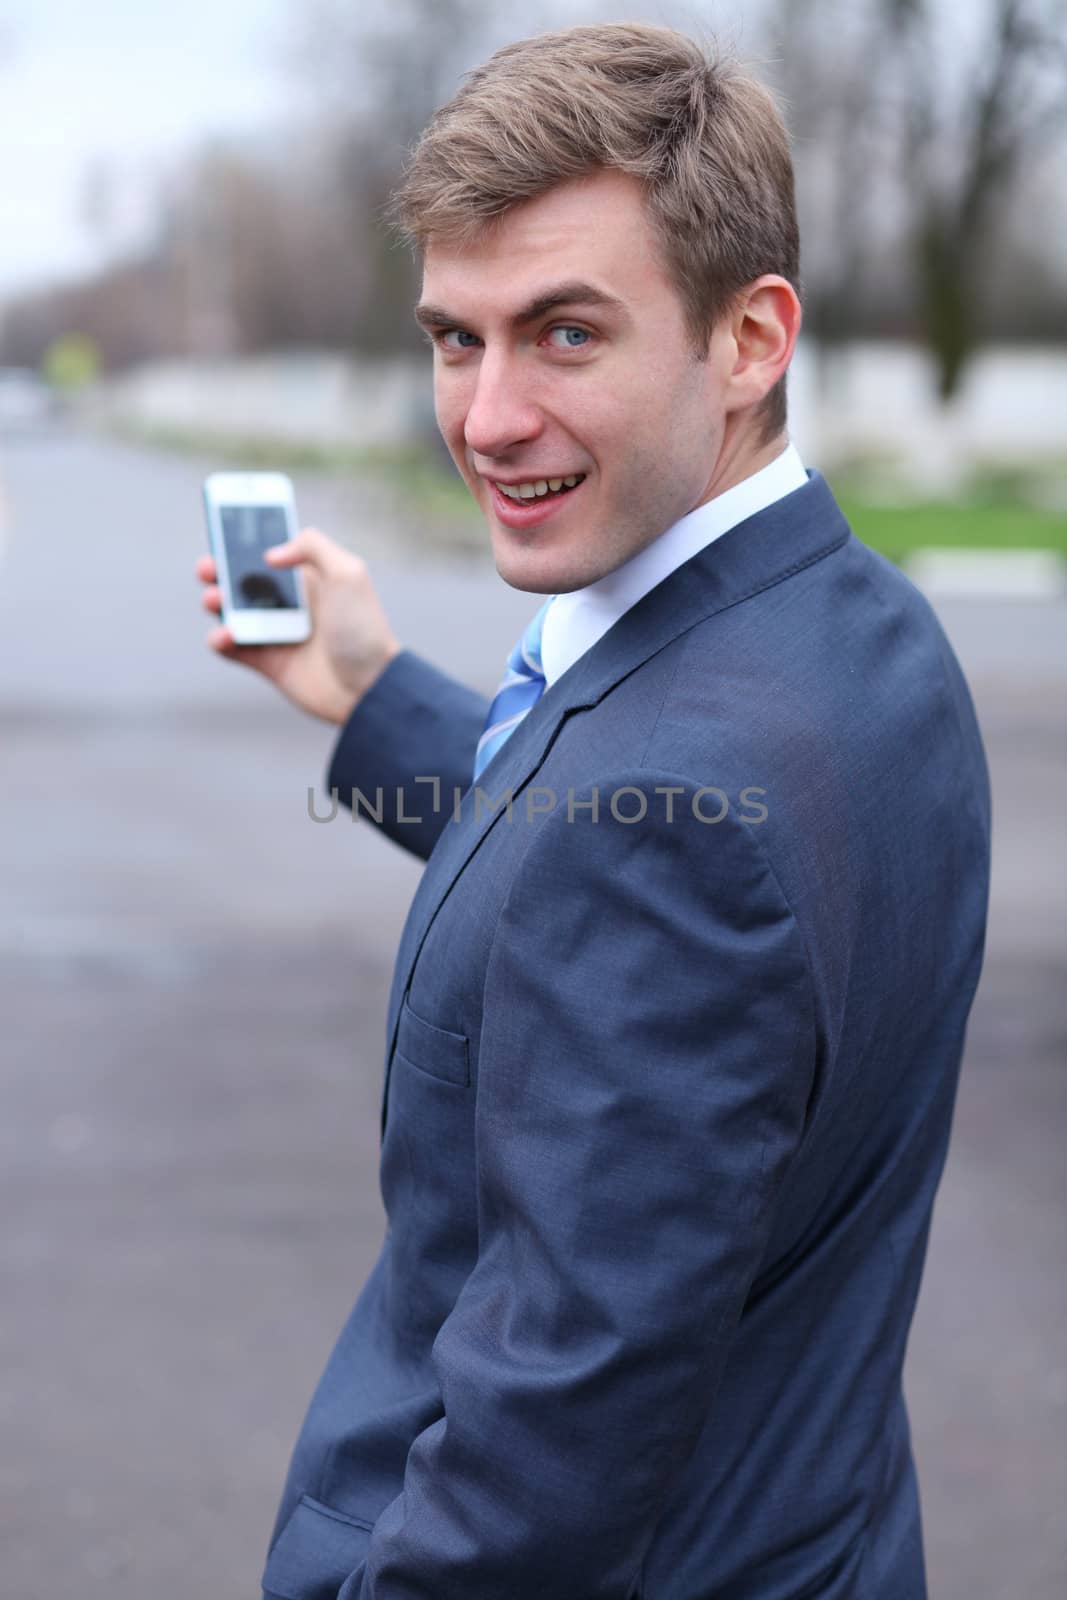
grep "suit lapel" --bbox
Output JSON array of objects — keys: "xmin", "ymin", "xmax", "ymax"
[{"xmin": 381, "ymin": 470, "xmax": 849, "ymax": 1128}]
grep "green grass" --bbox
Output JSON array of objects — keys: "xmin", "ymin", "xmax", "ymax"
[{"xmin": 837, "ymin": 497, "xmax": 1067, "ymax": 563}]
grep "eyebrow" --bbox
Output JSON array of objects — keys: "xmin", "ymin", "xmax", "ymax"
[{"xmin": 413, "ymin": 281, "xmax": 628, "ymax": 332}]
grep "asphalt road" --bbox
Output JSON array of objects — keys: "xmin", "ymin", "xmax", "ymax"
[{"xmin": 1, "ymin": 426, "xmax": 1064, "ymax": 1599}]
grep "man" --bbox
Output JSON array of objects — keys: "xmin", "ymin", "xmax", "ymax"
[{"xmin": 197, "ymin": 24, "xmax": 989, "ymax": 1599}]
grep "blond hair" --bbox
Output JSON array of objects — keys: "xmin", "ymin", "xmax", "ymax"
[{"xmin": 390, "ymin": 23, "xmax": 800, "ymax": 443}]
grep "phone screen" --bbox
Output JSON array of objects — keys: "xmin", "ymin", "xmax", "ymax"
[{"xmin": 219, "ymin": 505, "xmax": 300, "ymax": 610}]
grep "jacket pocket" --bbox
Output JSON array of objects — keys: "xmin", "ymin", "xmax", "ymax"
[
  {"xmin": 393, "ymin": 994, "xmax": 470, "ymax": 1087},
  {"xmin": 261, "ymin": 1494, "xmax": 372, "ymax": 1600}
]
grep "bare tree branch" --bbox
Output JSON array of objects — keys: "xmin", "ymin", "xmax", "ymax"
[{"xmin": 779, "ymin": 0, "xmax": 1067, "ymax": 401}]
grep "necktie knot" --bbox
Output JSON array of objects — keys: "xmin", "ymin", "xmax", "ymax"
[{"xmin": 472, "ymin": 598, "xmax": 553, "ymax": 782}]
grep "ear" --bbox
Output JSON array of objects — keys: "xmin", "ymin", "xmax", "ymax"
[{"xmin": 721, "ymin": 276, "xmax": 802, "ymax": 415}]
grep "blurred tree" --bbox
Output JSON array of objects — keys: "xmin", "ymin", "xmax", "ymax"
[
  {"xmin": 286, "ymin": 0, "xmax": 514, "ymax": 352},
  {"xmin": 151, "ymin": 136, "xmax": 376, "ymax": 355},
  {"xmin": 0, "ymin": 255, "xmax": 179, "ymax": 371},
  {"xmin": 895, "ymin": 0, "xmax": 1067, "ymax": 399},
  {"xmin": 773, "ymin": 0, "xmax": 1067, "ymax": 400},
  {"xmin": 292, "ymin": 0, "xmax": 497, "ymax": 173}
]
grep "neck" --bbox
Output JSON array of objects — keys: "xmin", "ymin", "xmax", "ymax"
[{"xmin": 695, "ymin": 418, "xmax": 789, "ymax": 511}]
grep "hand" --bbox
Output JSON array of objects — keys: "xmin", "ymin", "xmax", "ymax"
[{"xmin": 196, "ymin": 528, "xmax": 402, "ymax": 725}]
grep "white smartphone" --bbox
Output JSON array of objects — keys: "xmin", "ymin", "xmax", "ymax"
[{"xmin": 202, "ymin": 471, "xmax": 311, "ymax": 645}]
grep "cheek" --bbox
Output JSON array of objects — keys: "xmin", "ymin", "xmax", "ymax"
[
  {"xmin": 433, "ymin": 376, "xmax": 470, "ymax": 450},
  {"xmin": 584, "ymin": 355, "xmax": 685, "ymax": 460},
  {"xmin": 586, "ymin": 375, "xmax": 675, "ymax": 476},
  {"xmin": 647, "ymin": 361, "xmax": 719, "ymax": 476},
  {"xmin": 559, "ymin": 383, "xmax": 632, "ymax": 468},
  {"xmin": 597, "ymin": 366, "xmax": 714, "ymax": 528}
]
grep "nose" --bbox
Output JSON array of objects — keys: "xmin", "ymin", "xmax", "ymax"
[{"xmin": 463, "ymin": 348, "xmax": 545, "ymax": 460}]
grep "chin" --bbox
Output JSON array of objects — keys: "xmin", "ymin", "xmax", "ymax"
[
  {"xmin": 488, "ymin": 536, "xmax": 562, "ymax": 595},
  {"xmin": 493, "ymin": 556, "xmax": 558, "ymax": 595}
]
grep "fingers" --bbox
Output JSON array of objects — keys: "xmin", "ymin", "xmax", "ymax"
[
  {"xmin": 201, "ymin": 584, "xmax": 222, "ymax": 616},
  {"xmin": 264, "ymin": 525, "xmax": 362, "ymax": 579},
  {"xmin": 206, "ymin": 624, "xmax": 261, "ymax": 673},
  {"xmin": 196, "ymin": 554, "xmax": 217, "ymax": 583}
]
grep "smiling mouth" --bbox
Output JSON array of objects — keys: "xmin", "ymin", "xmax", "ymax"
[{"xmin": 491, "ymin": 474, "xmax": 587, "ymax": 501}]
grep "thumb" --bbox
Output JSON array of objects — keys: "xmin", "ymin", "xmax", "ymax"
[{"xmin": 264, "ymin": 525, "xmax": 348, "ymax": 577}]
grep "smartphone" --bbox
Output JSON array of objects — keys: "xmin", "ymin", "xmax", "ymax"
[{"xmin": 202, "ymin": 471, "xmax": 311, "ymax": 645}]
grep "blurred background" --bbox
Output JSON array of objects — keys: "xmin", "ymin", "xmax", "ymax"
[{"xmin": 0, "ymin": 1, "xmax": 1064, "ymax": 1597}]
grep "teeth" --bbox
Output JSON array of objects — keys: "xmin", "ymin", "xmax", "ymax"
[{"xmin": 496, "ymin": 474, "xmax": 585, "ymax": 501}]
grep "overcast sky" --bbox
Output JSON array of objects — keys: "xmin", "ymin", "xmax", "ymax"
[{"xmin": 0, "ymin": 0, "xmax": 288, "ymax": 297}]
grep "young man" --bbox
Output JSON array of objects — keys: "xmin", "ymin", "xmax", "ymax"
[{"xmin": 198, "ymin": 24, "xmax": 990, "ymax": 1600}]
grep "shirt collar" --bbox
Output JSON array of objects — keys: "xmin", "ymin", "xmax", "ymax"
[{"xmin": 540, "ymin": 441, "xmax": 808, "ymax": 688}]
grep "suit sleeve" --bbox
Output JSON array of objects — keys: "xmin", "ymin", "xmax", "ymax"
[
  {"xmin": 345, "ymin": 769, "xmax": 817, "ymax": 1599},
  {"xmin": 326, "ymin": 650, "xmax": 489, "ymax": 861}
]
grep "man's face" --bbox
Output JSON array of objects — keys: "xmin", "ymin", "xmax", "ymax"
[{"xmin": 417, "ymin": 169, "xmax": 742, "ymax": 594}]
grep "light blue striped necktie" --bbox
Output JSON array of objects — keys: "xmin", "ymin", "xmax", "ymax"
[{"xmin": 472, "ymin": 598, "xmax": 555, "ymax": 782}]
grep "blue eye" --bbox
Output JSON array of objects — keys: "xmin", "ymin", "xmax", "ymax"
[
  {"xmin": 434, "ymin": 325, "xmax": 592, "ymax": 352},
  {"xmin": 548, "ymin": 326, "xmax": 591, "ymax": 349},
  {"xmin": 440, "ymin": 329, "xmax": 480, "ymax": 349}
]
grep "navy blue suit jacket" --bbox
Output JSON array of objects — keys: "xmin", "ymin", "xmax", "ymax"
[{"xmin": 262, "ymin": 471, "xmax": 990, "ymax": 1599}]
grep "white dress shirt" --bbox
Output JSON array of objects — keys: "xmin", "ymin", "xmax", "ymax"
[{"xmin": 539, "ymin": 442, "xmax": 808, "ymax": 688}]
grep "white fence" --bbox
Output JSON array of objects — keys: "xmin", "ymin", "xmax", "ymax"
[
  {"xmin": 94, "ymin": 341, "xmax": 1067, "ymax": 494},
  {"xmin": 93, "ymin": 351, "xmax": 432, "ymax": 452},
  {"xmin": 788, "ymin": 341, "xmax": 1067, "ymax": 493}
]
